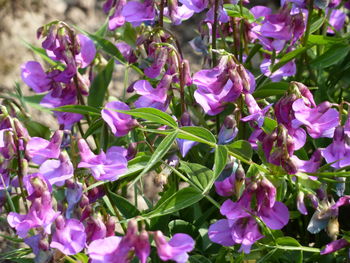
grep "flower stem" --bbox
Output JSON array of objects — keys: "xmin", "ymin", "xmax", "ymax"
[
  {"xmin": 212, "ymin": 0, "xmax": 219, "ymax": 66},
  {"xmin": 303, "ymin": 0, "xmax": 314, "ymax": 46}
]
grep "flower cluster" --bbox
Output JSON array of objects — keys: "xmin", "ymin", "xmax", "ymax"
[{"xmin": 2, "ymin": 0, "xmax": 350, "ymax": 261}]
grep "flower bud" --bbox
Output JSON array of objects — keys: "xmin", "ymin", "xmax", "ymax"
[
  {"xmin": 327, "ymin": 217, "xmax": 339, "ymax": 241},
  {"xmin": 218, "ymin": 115, "xmax": 238, "ymax": 145},
  {"xmin": 55, "ymin": 215, "xmax": 65, "ymax": 230},
  {"xmin": 106, "ymin": 216, "xmax": 116, "ymax": 237},
  {"xmin": 297, "ymin": 191, "xmax": 307, "ymax": 215}
]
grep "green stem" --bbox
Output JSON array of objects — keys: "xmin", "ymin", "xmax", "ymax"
[{"xmin": 302, "ymin": 0, "xmax": 314, "ymax": 46}]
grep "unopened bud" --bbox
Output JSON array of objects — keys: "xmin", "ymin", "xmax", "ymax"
[
  {"xmin": 55, "ymin": 215, "xmax": 65, "ymax": 230},
  {"xmin": 106, "ymin": 216, "xmax": 116, "ymax": 237},
  {"xmin": 39, "ymin": 239, "xmax": 49, "ymax": 251},
  {"xmin": 327, "ymin": 217, "xmax": 339, "ymax": 241}
]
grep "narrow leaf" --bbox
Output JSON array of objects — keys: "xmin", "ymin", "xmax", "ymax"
[
  {"xmin": 88, "ymin": 59, "xmax": 114, "ymax": 108},
  {"xmin": 116, "ymin": 107, "xmax": 178, "ymax": 128},
  {"xmin": 130, "ymin": 131, "xmax": 178, "ymax": 186},
  {"xmin": 143, "ymin": 187, "xmax": 204, "ymax": 219}
]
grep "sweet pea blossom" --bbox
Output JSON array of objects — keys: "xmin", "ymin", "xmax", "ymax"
[
  {"xmin": 209, "ymin": 178, "xmax": 289, "ymax": 253},
  {"xmin": 133, "ymin": 79, "xmax": 169, "ymax": 111},
  {"xmin": 77, "ymin": 139, "xmax": 128, "ymax": 181},
  {"xmin": 193, "ymin": 57, "xmax": 254, "ymax": 115},
  {"xmin": 101, "ymin": 101, "xmax": 137, "ymax": 137},
  {"xmin": 321, "ymin": 126, "xmax": 350, "ymax": 169},
  {"xmin": 292, "ymin": 99, "xmax": 339, "ymax": 139},
  {"xmin": 154, "ymin": 231, "xmax": 195, "ymax": 263},
  {"xmin": 176, "ymin": 113, "xmax": 198, "ymax": 157},
  {"xmin": 39, "ymin": 152, "xmax": 74, "ymax": 187},
  {"xmin": 87, "ymin": 236, "xmax": 131, "ymax": 263},
  {"xmin": 26, "ymin": 130, "xmax": 63, "ymax": 165},
  {"xmin": 50, "ymin": 216, "xmax": 86, "ymax": 255},
  {"xmin": 241, "ymin": 94, "xmax": 272, "ymax": 128},
  {"xmin": 122, "ymin": 0, "xmax": 155, "ymax": 27},
  {"xmin": 7, "ymin": 191, "xmax": 59, "ymax": 238}
]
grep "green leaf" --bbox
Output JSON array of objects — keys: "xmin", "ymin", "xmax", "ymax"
[
  {"xmin": 276, "ymin": 236, "xmax": 301, "ymax": 247},
  {"xmin": 224, "ymin": 4, "xmax": 255, "ymax": 23},
  {"xmin": 116, "ymin": 107, "xmax": 178, "ymax": 128},
  {"xmin": 130, "ymin": 131, "xmax": 178, "ymax": 186},
  {"xmin": 274, "ymin": 48, "xmax": 308, "ymax": 71},
  {"xmin": 83, "ymin": 118, "xmax": 104, "ymax": 139},
  {"xmin": 308, "ymin": 34, "xmax": 348, "ymax": 45},
  {"xmin": 246, "ymin": 163, "xmax": 260, "ymax": 178},
  {"xmin": 143, "ymin": 187, "xmax": 204, "ymax": 219},
  {"xmin": 53, "ymin": 105, "xmax": 101, "ymax": 116},
  {"xmin": 179, "ymin": 161, "xmax": 214, "ymax": 193},
  {"xmin": 310, "ymin": 45, "xmax": 350, "ymax": 69},
  {"xmin": 108, "ymin": 191, "xmax": 141, "ymax": 218},
  {"xmin": 23, "ymin": 120, "xmax": 51, "ymax": 139},
  {"xmin": 178, "ymin": 126, "xmax": 217, "ymax": 144},
  {"xmin": 79, "ymin": 28, "xmax": 143, "ymax": 75},
  {"xmin": 23, "ymin": 41, "xmax": 62, "ymax": 67},
  {"xmin": 226, "ymin": 140, "xmax": 253, "ymax": 160},
  {"xmin": 272, "ymin": 47, "xmax": 309, "ymax": 73},
  {"xmin": 120, "ymin": 22, "xmax": 137, "ymax": 48},
  {"xmin": 262, "ymin": 117, "xmax": 277, "ymax": 134},
  {"xmin": 214, "ymin": 145, "xmax": 228, "ymax": 178},
  {"xmin": 189, "ymin": 255, "xmax": 212, "ymax": 263},
  {"xmin": 254, "ymin": 82, "xmax": 289, "ymax": 98},
  {"xmin": 88, "ymin": 59, "xmax": 114, "ymax": 108},
  {"xmin": 310, "ymin": 15, "xmax": 326, "ymax": 34}
]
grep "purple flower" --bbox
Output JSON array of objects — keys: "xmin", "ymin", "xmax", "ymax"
[
  {"xmin": 144, "ymin": 48, "xmax": 168, "ymax": 79},
  {"xmin": 41, "ymin": 85, "xmax": 83, "ymax": 129},
  {"xmin": 290, "ymin": 149, "xmax": 322, "ymax": 173},
  {"xmin": 74, "ymin": 34, "xmax": 96, "ymax": 68},
  {"xmin": 7, "ymin": 191, "xmax": 59, "ymax": 238},
  {"xmin": 21, "ymin": 61, "xmax": 55, "ymax": 93},
  {"xmin": 133, "ymin": 79, "xmax": 169, "ymax": 111},
  {"xmin": 165, "ymin": 1, "xmax": 194, "ymax": 25},
  {"xmin": 116, "ymin": 41, "xmax": 137, "ymax": 64},
  {"xmin": 328, "ymin": 9, "xmax": 346, "ymax": 34},
  {"xmin": 77, "ymin": 139, "xmax": 128, "ymax": 181},
  {"xmin": 321, "ymin": 239, "xmax": 350, "ymax": 255},
  {"xmin": 154, "ymin": 231, "xmax": 195, "ymax": 263},
  {"xmin": 108, "ymin": 0, "xmax": 127, "ymax": 30},
  {"xmin": 193, "ymin": 57, "xmax": 244, "ymax": 115},
  {"xmin": 297, "ymin": 191, "xmax": 308, "ymax": 215},
  {"xmin": 101, "ymin": 101, "xmax": 137, "ymax": 137},
  {"xmin": 86, "ymin": 216, "xmax": 107, "ymax": 243},
  {"xmin": 26, "ymin": 130, "xmax": 63, "ymax": 165},
  {"xmin": 39, "ymin": 152, "xmax": 74, "ymax": 187},
  {"xmin": 252, "ymin": 7, "xmax": 305, "ymax": 52},
  {"xmin": 218, "ymin": 116, "xmax": 238, "ymax": 145},
  {"xmin": 179, "ymin": 0, "xmax": 208, "ymax": 13},
  {"xmin": 241, "ymin": 94, "xmax": 272, "ymax": 128},
  {"xmin": 321, "ymin": 126, "xmax": 350, "ymax": 169},
  {"xmin": 122, "ymin": 0, "xmax": 155, "ymax": 27},
  {"xmin": 65, "ymin": 181, "xmax": 83, "ymax": 218},
  {"xmin": 292, "ymin": 99, "xmax": 339, "ymax": 138},
  {"xmin": 87, "ymin": 236, "xmax": 131, "ymax": 263},
  {"xmin": 260, "ymin": 58, "xmax": 296, "ymax": 82},
  {"xmin": 176, "ymin": 113, "xmax": 198, "ymax": 157},
  {"xmin": 50, "ymin": 216, "xmax": 86, "ymax": 255}
]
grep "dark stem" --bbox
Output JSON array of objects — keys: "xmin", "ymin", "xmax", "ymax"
[
  {"xmin": 159, "ymin": 0, "xmax": 165, "ymax": 27},
  {"xmin": 212, "ymin": 0, "xmax": 220, "ymax": 66}
]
